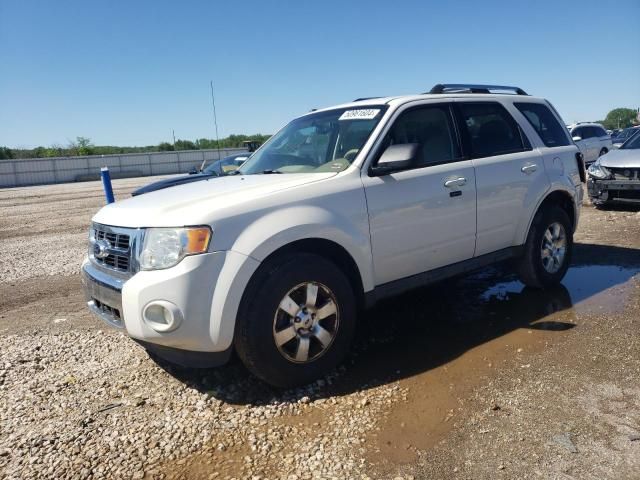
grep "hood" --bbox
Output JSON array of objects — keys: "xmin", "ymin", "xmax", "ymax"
[
  {"xmin": 131, "ymin": 173, "xmax": 216, "ymax": 196},
  {"xmin": 598, "ymin": 148, "xmax": 640, "ymax": 168},
  {"xmin": 93, "ymin": 172, "xmax": 336, "ymax": 227}
]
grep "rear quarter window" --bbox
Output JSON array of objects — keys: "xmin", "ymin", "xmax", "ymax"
[{"xmin": 514, "ymin": 102, "xmax": 570, "ymax": 148}]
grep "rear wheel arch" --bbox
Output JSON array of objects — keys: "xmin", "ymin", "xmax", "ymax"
[{"xmin": 528, "ymin": 189, "xmax": 576, "ymax": 237}]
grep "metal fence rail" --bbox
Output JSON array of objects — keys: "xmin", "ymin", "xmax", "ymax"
[{"xmin": 0, "ymin": 148, "xmax": 248, "ymax": 188}]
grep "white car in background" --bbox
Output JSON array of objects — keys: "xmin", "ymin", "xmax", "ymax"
[{"xmin": 567, "ymin": 123, "xmax": 612, "ymax": 165}]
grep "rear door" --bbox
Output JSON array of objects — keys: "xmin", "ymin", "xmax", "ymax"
[
  {"xmin": 594, "ymin": 125, "xmax": 612, "ymax": 154},
  {"xmin": 361, "ymin": 102, "xmax": 477, "ymax": 285},
  {"xmin": 571, "ymin": 126, "xmax": 590, "ymax": 162},
  {"xmin": 513, "ymin": 99, "xmax": 581, "ymax": 193},
  {"xmin": 582, "ymin": 127, "xmax": 598, "ymax": 162},
  {"xmin": 454, "ymin": 100, "xmax": 546, "ymax": 256}
]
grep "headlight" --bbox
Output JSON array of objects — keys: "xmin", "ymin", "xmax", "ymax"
[
  {"xmin": 140, "ymin": 226, "xmax": 211, "ymax": 270},
  {"xmin": 587, "ymin": 161, "xmax": 611, "ymax": 180}
]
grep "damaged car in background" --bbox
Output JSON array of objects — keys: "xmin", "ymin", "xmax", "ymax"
[{"xmin": 588, "ymin": 130, "xmax": 640, "ymax": 207}]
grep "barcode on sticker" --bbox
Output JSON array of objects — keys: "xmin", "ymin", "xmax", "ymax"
[{"xmin": 339, "ymin": 109, "xmax": 380, "ymax": 121}]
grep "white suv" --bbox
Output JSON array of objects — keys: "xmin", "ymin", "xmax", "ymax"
[
  {"xmin": 567, "ymin": 122, "xmax": 612, "ymax": 165},
  {"xmin": 82, "ymin": 84, "xmax": 584, "ymax": 387}
]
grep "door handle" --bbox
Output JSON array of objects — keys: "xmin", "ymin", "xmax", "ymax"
[
  {"xmin": 521, "ymin": 164, "xmax": 537, "ymax": 174},
  {"xmin": 444, "ymin": 177, "xmax": 467, "ymax": 188}
]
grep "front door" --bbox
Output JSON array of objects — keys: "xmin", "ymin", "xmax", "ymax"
[{"xmin": 362, "ymin": 103, "xmax": 477, "ymax": 286}]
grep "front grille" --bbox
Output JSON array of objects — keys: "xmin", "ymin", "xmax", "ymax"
[
  {"xmin": 95, "ymin": 250, "xmax": 130, "ymax": 271},
  {"xmin": 611, "ymin": 189, "xmax": 640, "ymax": 200},
  {"xmin": 95, "ymin": 229, "xmax": 130, "ymax": 250},
  {"xmin": 90, "ymin": 223, "xmax": 136, "ymax": 274},
  {"xmin": 609, "ymin": 167, "xmax": 640, "ymax": 181}
]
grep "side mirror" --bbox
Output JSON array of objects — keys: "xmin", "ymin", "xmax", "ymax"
[
  {"xmin": 188, "ymin": 167, "xmax": 199, "ymax": 175},
  {"xmin": 572, "ymin": 136, "xmax": 582, "ymax": 142},
  {"xmin": 370, "ymin": 143, "xmax": 421, "ymax": 175}
]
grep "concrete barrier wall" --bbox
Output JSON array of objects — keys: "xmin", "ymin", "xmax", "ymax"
[{"xmin": 0, "ymin": 148, "xmax": 248, "ymax": 188}]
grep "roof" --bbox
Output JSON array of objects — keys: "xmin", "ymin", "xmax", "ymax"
[
  {"xmin": 567, "ymin": 122, "xmax": 605, "ymax": 129},
  {"xmin": 306, "ymin": 92, "xmax": 547, "ymax": 117}
]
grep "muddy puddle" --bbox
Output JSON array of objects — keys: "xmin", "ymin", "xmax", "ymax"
[{"xmin": 338, "ymin": 263, "xmax": 639, "ymax": 469}]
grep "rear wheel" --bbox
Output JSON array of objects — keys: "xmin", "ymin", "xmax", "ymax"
[
  {"xmin": 517, "ymin": 206, "xmax": 573, "ymax": 288},
  {"xmin": 235, "ymin": 253, "xmax": 356, "ymax": 388}
]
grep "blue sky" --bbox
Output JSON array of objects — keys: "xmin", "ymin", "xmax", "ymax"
[{"xmin": 1, "ymin": 0, "xmax": 638, "ymax": 148}]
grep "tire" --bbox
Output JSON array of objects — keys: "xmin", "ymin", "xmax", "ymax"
[
  {"xmin": 599, "ymin": 148, "xmax": 608, "ymax": 157},
  {"xmin": 516, "ymin": 206, "xmax": 573, "ymax": 288},
  {"xmin": 235, "ymin": 253, "xmax": 357, "ymax": 388}
]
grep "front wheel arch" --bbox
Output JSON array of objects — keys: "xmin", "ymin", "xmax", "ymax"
[{"xmin": 245, "ymin": 238, "xmax": 365, "ymax": 312}]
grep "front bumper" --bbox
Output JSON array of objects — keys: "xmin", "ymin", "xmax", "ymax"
[
  {"xmin": 82, "ymin": 261, "xmax": 127, "ymax": 329},
  {"xmin": 81, "ymin": 249, "xmax": 260, "ymax": 360},
  {"xmin": 587, "ymin": 178, "xmax": 640, "ymax": 203}
]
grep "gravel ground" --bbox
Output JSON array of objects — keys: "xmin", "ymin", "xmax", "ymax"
[{"xmin": 1, "ymin": 178, "xmax": 639, "ymax": 479}]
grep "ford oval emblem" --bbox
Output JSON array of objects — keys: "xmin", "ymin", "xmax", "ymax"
[{"xmin": 95, "ymin": 239, "xmax": 110, "ymax": 259}]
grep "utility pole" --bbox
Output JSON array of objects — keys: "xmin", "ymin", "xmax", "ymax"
[
  {"xmin": 206, "ymin": 80, "xmax": 222, "ymax": 170},
  {"xmin": 172, "ymin": 129, "xmax": 176, "ymax": 149}
]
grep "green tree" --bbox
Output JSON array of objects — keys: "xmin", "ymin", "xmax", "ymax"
[
  {"xmin": 158, "ymin": 142, "xmax": 174, "ymax": 151},
  {"xmin": 602, "ymin": 108, "xmax": 639, "ymax": 130},
  {"xmin": 0, "ymin": 146, "xmax": 13, "ymax": 159},
  {"xmin": 67, "ymin": 137, "xmax": 94, "ymax": 156},
  {"xmin": 174, "ymin": 139, "xmax": 197, "ymax": 150},
  {"xmin": 44, "ymin": 145, "xmax": 63, "ymax": 157},
  {"xmin": 76, "ymin": 136, "xmax": 93, "ymax": 156}
]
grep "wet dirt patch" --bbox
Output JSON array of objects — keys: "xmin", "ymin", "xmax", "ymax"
[{"xmin": 346, "ymin": 262, "xmax": 639, "ymax": 470}]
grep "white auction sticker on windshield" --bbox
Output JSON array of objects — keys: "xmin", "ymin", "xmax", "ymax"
[{"xmin": 339, "ymin": 109, "xmax": 380, "ymax": 121}]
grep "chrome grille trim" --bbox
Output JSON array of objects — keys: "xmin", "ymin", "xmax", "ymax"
[{"xmin": 89, "ymin": 223, "xmax": 143, "ymax": 278}]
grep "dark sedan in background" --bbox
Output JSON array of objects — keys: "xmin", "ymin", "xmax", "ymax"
[
  {"xmin": 611, "ymin": 127, "xmax": 640, "ymax": 149},
  {"xmin": 131, "ymin": 153, "xmax": 250, "ymax": 196}
]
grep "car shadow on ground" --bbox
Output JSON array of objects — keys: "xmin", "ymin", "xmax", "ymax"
[
  {"xmin": 591, "ymin": 202, "xmax": 640, "ymax": 213},
  {"xmin": 156, "ymin": 243, "xmax": 640, "ymax": 405}
]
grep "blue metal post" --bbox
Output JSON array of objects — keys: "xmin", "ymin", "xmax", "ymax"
[{"xmin": 100, "ymin": 167, "xmax": 115, "ymax": 204}]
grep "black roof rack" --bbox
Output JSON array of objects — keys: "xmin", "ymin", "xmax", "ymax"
[
  {"xmin": 352, "ymin": 96, "xmax": 383, "ymax": 102},
  {"xmin": 427, "ymin": 84, "xmax": 528, "ymax": 95}
]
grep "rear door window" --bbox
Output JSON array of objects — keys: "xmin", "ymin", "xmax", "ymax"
[
  {"xmin": 458, "ymin": 102, "xmax": 528, "ymax": 158},
  {"xmin": 514, "ymin": 102, "xmax": 570, "ymax": 147}
]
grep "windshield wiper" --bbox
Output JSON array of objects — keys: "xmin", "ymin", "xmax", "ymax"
[{"xmin": 262, "ymin": 169, "xmax": 283, "ymax": 174}]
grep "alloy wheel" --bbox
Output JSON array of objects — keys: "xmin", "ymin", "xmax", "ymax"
[
  {"xmin": 272, "ymin": 282, "xmax": 340, "ymax": 363},
  {"xmin": 540, "ymin": 222, "xmax": 567, "ymax": 274}
]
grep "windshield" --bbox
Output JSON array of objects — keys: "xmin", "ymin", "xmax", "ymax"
[
  {"xmin": 617, "ymin": 128, "xmax": 639, "ymax": 142},
  {"xmin": 237, "ymin": 106, "xmax": 387, "ymax": 174},
  {"xmin": 621, "ymin": 130, "xmax": 640, "ymax": 149}
]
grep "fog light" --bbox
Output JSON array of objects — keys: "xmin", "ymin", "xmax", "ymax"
[{"xmin": 142, "ymin": 301, "xmax": 183, "ymax": 332}]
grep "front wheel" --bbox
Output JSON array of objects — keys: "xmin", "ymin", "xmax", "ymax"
[
  {"xmin": 516, "ymin": 206, "xmax": 573, "ymax": 288},
  {"xmin": 235, "ymin": 253, "xmax": 356, "ymax": 388}
]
